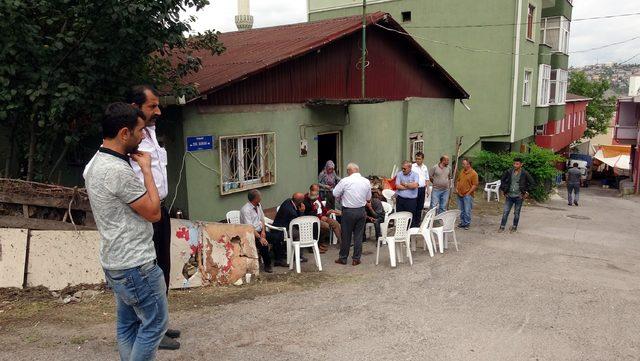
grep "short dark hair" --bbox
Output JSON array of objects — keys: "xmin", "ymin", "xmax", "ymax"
[
  {"xmin": 415, "ymin": 152, "xmax": 424, "ymax": 158},
  {"xmin": 247, "ymin": 189, "xmax": 261, "ymax": 202},
  {"xmin": 461, "ymin": 158, "xmax": 471, "ymax": 165},
  {"xmin": 125, "ymin": 85, "xmax": 160, "ymax": 106},
  {"xmin": 102, "ymin": 103, "xmax": 145, "ymax": 139},
  {"xmin": 573, "ymin": 162, "xmax": 579, "ymax": 167},
  {"xmin": 513, "ymin": 157, "xmax": 523, "ymax": 163}
]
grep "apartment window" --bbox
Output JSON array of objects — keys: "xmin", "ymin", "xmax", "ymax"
[
  {"xmin": 561, "ymin": 118, "xmax": 565, "ymax": 132},
  {"xmin": 537, "ymin": 64, "xmax": 551, "ymax": 107},
  {"xmin": 535, "ymin": 125, "xmax": 545, "ymax": 135},
  {"xmin": 540, "ymin": 16, "xmax": 571, "ymax": 53},
  {"xmin": 523, "ymin": 69, "xmax": 533, "ymax": 105},
  {"xmin": 549, "ymin": 69, "xmax": 568, "ymax": 105},
  {"xmin": 409, "ymin": 132, "xmax": 424, "ymax": 161},
  {"xmin": 219, "ymin": 133, "xmax": 276, "ymax": 195},
  {"xmin": 401, "ymin": 11, "xmax": 412, "ymax": 22},
  {"xmin": 527, "ymin": 5, "xmax": 535, "ymax": 41}
]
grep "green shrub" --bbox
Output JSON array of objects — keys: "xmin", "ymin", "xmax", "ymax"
[{"xmin": 473, "ymin": 145, "xmax": 564, "ymax": 202}]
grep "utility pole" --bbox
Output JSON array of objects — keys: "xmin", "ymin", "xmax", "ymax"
[{"xmin": 361, "ymin": 0, "xmax": 367, "ymax": 99}]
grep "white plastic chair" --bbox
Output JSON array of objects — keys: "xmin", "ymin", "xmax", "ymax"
[
  {"xmin": 226, "ymin": 210, "xmax": 241, "ymax": 224},
  {"xmin": 424, "ymin": 185, "xmax": 433, "ymax": 209},
  {"xmin": 321, "ymin": 200, "xmax": 339, "ymax": 245},
  {"xmin": 433, "ymin": 210, "xmax": 461, "ymax": 252},
  {"xmin": 382, "ymin": 189, "xmax": 396, "ymax": 211},
  {"xmin": 289, "ymin": 216, "xmax": 323, "ymax": 273},
  {"xmin": 261, "ymin": 206, "xmax": 292, "ymax": 265},
  {"xmin": 408, "ymin": 207, "xmax": 437, "ymax": 257},
  {"xmin": 381, "ymin": 201, "xmax": 393, "ymax": 218},
  {"xmin": 484, "ymin": 180, "xmax": 501, "ymax": 202},
  {"xmin": 376, "ymin": 212, "xmax": 413, "ymax": 267}
]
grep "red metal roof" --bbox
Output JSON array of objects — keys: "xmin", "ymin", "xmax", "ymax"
[{"xmin": 183, "ymin": 12, "xmax": 468, "ymax": 101}]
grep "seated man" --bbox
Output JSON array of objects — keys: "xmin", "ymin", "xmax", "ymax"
[
  {"xmin": 303, "ymin": 184, "xmax": 341, "ymax": 252},
  {"xmin": 268, "ymin": 192, "xmax": 308, "ymax": 264},
  {"xmin": 240, "ymin": 190, "xmax": 286, "ymax": 272},
  {"xmin": 365, "ymin": 189, "xmax": 385, "ymax": 241}
]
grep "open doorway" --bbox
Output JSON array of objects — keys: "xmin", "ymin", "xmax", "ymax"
[{"xmin": 317, "ymin": 132, "xmax": 340, "ymax": 177}]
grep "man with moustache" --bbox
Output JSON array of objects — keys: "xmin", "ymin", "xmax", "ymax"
[{"xmin": 85, "ymin": 103, "xmax": 167, "ymax": 360}]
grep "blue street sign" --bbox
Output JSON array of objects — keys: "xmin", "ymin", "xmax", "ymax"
[{"xmin": 186, "ymin": 135, "xmax": 214, "ymax": 152}]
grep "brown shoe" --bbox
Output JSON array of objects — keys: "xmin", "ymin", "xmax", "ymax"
[
  {"xmin": 335, "ymin": 259, "xmax": 347, "ymax": 265},
  {"xmin": 352, "ymin": 259, "xmax": 361, "ymax": 266}
]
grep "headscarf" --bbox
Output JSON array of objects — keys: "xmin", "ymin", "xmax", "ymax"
[{"xmin": 319, "ymin": 160, "xmax": 339, "ymax": 188}]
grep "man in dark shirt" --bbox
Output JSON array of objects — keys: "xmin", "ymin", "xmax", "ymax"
[
  {"xmin": 269, "ymin": 192, "xmax": 307, "ymax": 264},
  {"xmin": 499, "ymin": 158, "xmax": 536, "ymax": 233},
  {"xmin": 566, "ymin": 163, "xmax": 582, "ymax": 206},
  {"xmin": 365, "ymin": 189, "xmax": 386, "ymax": 241},
  {"xmin": 303, "ymin": 184, "xmax": 341, "ymax": 251}
]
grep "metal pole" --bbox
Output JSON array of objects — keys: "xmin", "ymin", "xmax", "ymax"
[{"xmin": 361, "ymin": 0, "xmax": 366, "ymax": 99}]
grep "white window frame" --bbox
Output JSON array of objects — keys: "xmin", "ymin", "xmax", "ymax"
[
  {"xmin": 549, "ymin": 69, "xmax": 568, "ymax": 105},
  {"xmin": 219, "ymin": 132, "xmax": 277, "ymax": 195},
  {"xmin": 540, "ymin": 16, "xmax": 571, "ymax": 54},
  {"xmin": 535, "ymin": 125, "xmax": 545, "ymax": 135},
  {"xmin": 523, "ymin": 69, "xmax": 533, "ymax": 105},
  {"xmin": 526, "ymin": 4, "xmax": 536, "ymax": 41},
  {"xmin": 537, "ymin": 64, "xmax": 551, "ymax": 107}
]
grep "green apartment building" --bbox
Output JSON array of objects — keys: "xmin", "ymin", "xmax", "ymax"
[{"xmin": 309, "ymin": 0, "xmax": 574, "ymax": 155}]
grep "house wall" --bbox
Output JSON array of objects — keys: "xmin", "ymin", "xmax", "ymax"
[
  {"xmin": 309, "ymin": 0, "xmax": 570, "ymax": 155},
  {"xmin": 177, "ymin": 98, "xmax": 454, "ymax": 221}
]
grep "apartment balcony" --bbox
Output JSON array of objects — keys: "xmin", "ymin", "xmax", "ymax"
[
  {"xmin": 536, "ymin": 122, "xmax": 587, "ymax": 152},
  {"xmin": 614, "ymin": 98, "xmax": 640, "ymax": 145}
]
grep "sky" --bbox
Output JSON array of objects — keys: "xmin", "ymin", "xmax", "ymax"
[{"xmin": 183, "ymin": 0, "xmax": 640, "ymax": 67}]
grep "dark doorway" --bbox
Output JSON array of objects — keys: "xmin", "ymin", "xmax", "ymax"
[{"xmin": 317, "ymin": 132, "xmax": 340, "ymax": 176}]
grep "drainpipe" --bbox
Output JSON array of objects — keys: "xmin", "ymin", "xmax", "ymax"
[{"xmin": 509, "ymin": 0, "xmax": 524, "ymax": 143}]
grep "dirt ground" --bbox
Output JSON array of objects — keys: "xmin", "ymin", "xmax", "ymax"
[{"xmin": 2, "ymin": 187, "xmax": 640, "ymax": 360}]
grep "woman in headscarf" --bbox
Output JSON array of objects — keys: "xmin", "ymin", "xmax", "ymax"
[{"xmin": 318, "ymin": 160, "xmax": 341, "ymax": 196}]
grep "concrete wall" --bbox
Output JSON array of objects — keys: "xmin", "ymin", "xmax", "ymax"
[
  {"xmin": 0, "ymin": 228, "xmax": 28, "ymax": 288},
  {"xmin": 178, "ymin": 98, "xmax": 455, "ymax": 221}
]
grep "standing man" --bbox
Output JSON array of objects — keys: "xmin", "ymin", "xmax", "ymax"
[
  {"xmin": 430, "ymin": 155, "xmax": 451, "ymax": 214},
  {"xmin": 333, "ymin": 163, "xmax": 371, "ymax": 266},
  {"xmin": 412, "ymin": 152, "xmax": 431, "ymax": 225},
  {"xmin": 126, "ymin": 85, "xmax": 180, "ymax": 350},
  {"xmin": 455, "ymin": 159, "xmax": 479, "ymax": 230},
  {"xmin": 85, "ymin": 103, "xmax": 167, "ymax": 360},
  {"xmin": 566, "ymin": 162, "xmax": 582, "ymax": 206},
  {"xmin": 395, "ymin": 160, "xmax": 420, "ymax": 227},
  {"xmin": 499, "ymin": 157, "xmax": 536, "ymax": 232},
  {"xmin": 240, "ymin": 190, "xmax": 276, "ymax": 273}
]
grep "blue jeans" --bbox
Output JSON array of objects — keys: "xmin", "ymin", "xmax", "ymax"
[
  {"xmin": 456, "ymin": 195, "xmax": 473, "ymax": 226},
  {"xmin": 500, "ymin": 195, "xmax": 524, "ymax": 228},
  {"xmin": 430, "ymin": 188, "xmax": 450, "ymax": 214},
  {"xmin": 104, "ymin": 261, "xmax": 169, "ymax": 361}
]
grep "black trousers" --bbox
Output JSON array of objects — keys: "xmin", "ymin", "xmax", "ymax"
[
  {"xmin": 339, "ymin": 207, "xmax": 366, "ymax": 261},
  {"xmin": 415, "ymin": 187, "xmax": 426, "ymax": 226},
  {"xmin": 152, "ymin": 205, "xmax": 171, "ymax": 291},
  {"xmin": 265, "ymin": 231, "xmax": 288, "ymax": 263},
  {"xmin": 396, "ymin": 196, "xmax": 418, "ymax": 227}
]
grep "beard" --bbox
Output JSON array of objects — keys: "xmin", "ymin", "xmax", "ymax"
[{"xmin": 125, "ymin": 143, "xmax": 139, "ymax": 155}]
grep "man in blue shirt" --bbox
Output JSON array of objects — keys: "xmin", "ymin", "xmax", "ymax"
[{"xmin": 395, "ymin": 160, "xmax": 420, "ymax": 227}]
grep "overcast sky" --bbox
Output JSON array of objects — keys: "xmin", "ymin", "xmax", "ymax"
[{"xmin": 184, "ymin": 0, "xmax": 640, "ymax": 67}]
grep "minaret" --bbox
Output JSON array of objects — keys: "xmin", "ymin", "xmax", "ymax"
[{"xmin": 235, "ymin": 0, "xmax": 254, "ymax": 31}]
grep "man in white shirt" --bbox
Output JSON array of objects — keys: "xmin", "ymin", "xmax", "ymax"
[
  {"xmin": 239, "ymin": 189, "xmax": 276, "ymax": 273},
  {"xmin": 412, "ymin": 152, "xmax": 430, "ymax": 226},
  {"xmin": 333, "ymin": 163, "xmax": 371, "ymax": 266},
  {"xmin": 83, "ymin": 85, "xmax": 179, "ymax": 350}
]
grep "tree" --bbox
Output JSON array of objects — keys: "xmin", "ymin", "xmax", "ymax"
[
  {"xmin": 568, "ymin": 71, "xmax": 617, "ymax": 139},
  {"xmin": 0, "ymin": 0, "xmax": 225, "ymax": 181}
]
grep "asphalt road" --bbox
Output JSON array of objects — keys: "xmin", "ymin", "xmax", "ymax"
[{"xmin": 4, "ymin": 187, "xmax": 640, "ymax": 360}]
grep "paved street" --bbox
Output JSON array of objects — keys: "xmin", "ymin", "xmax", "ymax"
[{"xmin": 3, "ymin": 187, "xmax": 640, "ymax": 360}]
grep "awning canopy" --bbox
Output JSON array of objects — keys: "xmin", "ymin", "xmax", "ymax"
[{"xmin": 594, "ymin": 149, "xmax": 631, "ymax": 176}]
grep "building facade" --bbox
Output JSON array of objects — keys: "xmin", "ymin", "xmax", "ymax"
[
  {"xmin": 165, "ymin": 14, "xmax": 468, "ymax": 221},
  {"xmin": 535, "ymin": 93, "xmax": 589, "ymax": 153},
  {"xmin": 308, "ymin": 0, "xmax": 574, "ymax": 155},
  {"xmin": 613, "ymin": 96, "xmax": 640, "ymax": 193}
]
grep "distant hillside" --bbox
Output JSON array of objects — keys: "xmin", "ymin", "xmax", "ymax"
[{"xmin": 570, "ymin": 63, "xmax": 640, "ymax": 96}]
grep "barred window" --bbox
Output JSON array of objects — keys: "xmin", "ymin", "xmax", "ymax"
[{"xmin": 219, "ymin": 133, "xmax": 276, "ymax": 195}]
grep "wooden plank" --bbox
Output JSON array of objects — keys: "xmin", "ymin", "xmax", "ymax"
[
  {"xmin": 0, "ymin": 193, "xmax": 92, "ymax": 212},
  {"xmin": 0, "ymin": 216, "xmax": 95, "ymax": 231}
]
